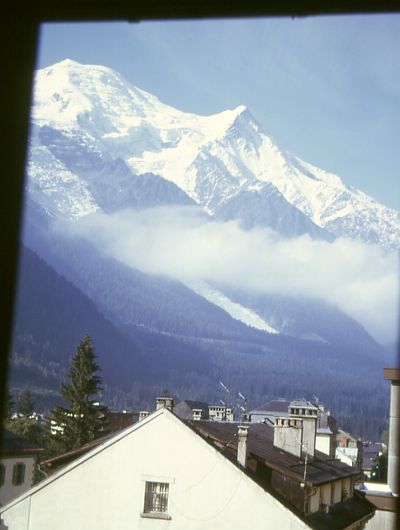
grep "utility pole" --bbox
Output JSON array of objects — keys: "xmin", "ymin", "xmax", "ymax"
[{"xmin": 296, "ymin": 439, "xmax": 309, "ymax": 514}]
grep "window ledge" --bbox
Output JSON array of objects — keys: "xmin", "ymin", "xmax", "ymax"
[{"xmin": 140, "ymin": 512, "xmax": 171, "ymax": 520}]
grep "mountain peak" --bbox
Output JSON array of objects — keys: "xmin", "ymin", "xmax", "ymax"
[
  {"xmin": 57, "ymin": 58, "xmax": 81, "ymax": 67},
  {"xmin": 233, "ymin": 104, "xmax": 248, "ymax": 115},
  {"xmin": 46, "ymin": 58, "xmax": 113, "ymax": 74},
  {"xmin": 30, "ymin": 60, "xmax": 399, "ymax": 250}
]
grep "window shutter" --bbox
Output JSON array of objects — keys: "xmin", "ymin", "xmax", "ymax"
[{"xmin": 12, "ymin": 463, "xmax": 26, "ymax": 485}]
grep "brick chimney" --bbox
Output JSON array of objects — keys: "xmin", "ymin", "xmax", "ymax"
[{"xmin": 237, "ymin": 425, "xmax": 249, "ymax": 467}]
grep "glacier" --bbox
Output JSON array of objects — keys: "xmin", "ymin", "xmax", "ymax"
[
  {"xmin": 25, "ymin": 59, "xmax": 399, "ymax": 341},
  {"xmin": 30, "ymin": 59, "xmax": 399, "ymax": 251}
]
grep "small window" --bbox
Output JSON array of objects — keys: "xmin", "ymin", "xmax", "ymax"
[
  {"xmin": 142, "ymin": 481, "xmax": 170, "ymax": 518},
  {"xmin": 12, "ymin": 463, "xmax": 26, "ymax": 486},
  {"xmin": 0, "ymin": 463, "xmax": 5, "ymax": 487}
]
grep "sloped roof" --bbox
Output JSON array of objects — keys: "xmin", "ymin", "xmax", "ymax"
[
  {"xmin": 41, "ymin": 432, "xmax": 114, "ymax": 470},
  {"xmin": 187, "ymin": 421, "xmax": 361, "ymax": 486},
  {"xmin": 252, "ymin": 399, "xmax": 290, "ymax": 413},
  {"xmin": 1, "ymin": 430, "xmax": 44, "ymax": 455},
  {"xmin": 174, "ymin": 400, "xmax": 210, "ymax": 420},
  {"xmin": 1, "ymin": 409, "xmax": 374, "ymax": 530},
  {"xmin": 306, "ymin": 494, "xmax": 375, "ymax": 530},
  {"xmin": 185, "ymin": 420, "xmax": 374, "ymax": 529}
]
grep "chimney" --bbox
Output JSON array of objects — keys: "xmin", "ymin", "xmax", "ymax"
[
  {"xmin": 139, "ymin": 411, "xmax": 149, "ymax": 421},
  {"xmin": 156, "ymin": 396, "xmax": 175, "ymax": 412},
  {"xmin": 274, "ymin": 401, "xmax": 317, "ymax": 460},
  {"xmin": 192, "ymin": 408, "xmax": 203, "ymax": 421},
  {"xmin": 384, "ymin": 368, "xmax": 400, "ymax": 497},
  {"xmin": 237, "ymin": 425, "xmax": 249, "ymax": 467},
  {"xmin": 289, "ymin": 399, "xmax": 317, "ymax": 459},
  {"xmin": 274, "ymin": 417, "xmax": 303, "ymax": 457}
]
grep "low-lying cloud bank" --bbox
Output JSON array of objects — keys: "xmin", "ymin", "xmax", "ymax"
[{"xmin": 63, "ymin": 206, "xmax": 399, "ymax": 345}]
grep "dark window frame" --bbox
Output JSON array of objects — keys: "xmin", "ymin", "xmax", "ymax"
[
  {"xmin": 12, "ymin": 462, "xmax": 26, "ymax": 486},
  {"xmin": 0, "ymin": 463, "xmax": 6, "ymax": 487}
]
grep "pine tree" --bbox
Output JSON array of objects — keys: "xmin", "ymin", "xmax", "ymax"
[
  {"xmin": 16, "ymin": 387, "xmax": 35, "ymax": 417},
  {"xmin": 5, "ymin": 388, "xmax": 45, "ymax": 446},
  {"xmin": 49, "ymin": 335, "xmax": 108, "ymax": 453},
  {"xmin": 4, "ymin": 391, "xmax": 14, "ymax": 419}
]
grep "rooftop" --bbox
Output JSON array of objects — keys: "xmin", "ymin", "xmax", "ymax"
[
  {"xmin": 1, "ymin": 430, "xmax": 44, "ymax": 456},
  {"xmin": 186, "ymin": 419, "xmax": 373, "ymax": 529},
  {"xmin": 187, "ymin": 420, "xmax": 361, "ymax": 487},
  {"xmin": 252, "ymin": 399, "xmax": 290, "ymax": 413}
]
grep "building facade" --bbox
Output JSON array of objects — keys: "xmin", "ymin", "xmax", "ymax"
[
  {"xmin": 0, "ymin": 431, "xmax": 43, "ymax": 508},
  {"xmin": 0, "ymin": 408, "xmax": 374, "ymax": 530}
]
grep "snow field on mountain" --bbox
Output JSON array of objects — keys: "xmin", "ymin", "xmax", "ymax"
[
  {"xmin": 32, "ymin": 60, "xmax": 399, "ymax": 251},
  {"xmin": 26, "ymin": 59, "xmax": 400, "ymax": 343},
  {"xmin": 184, "ymin": 280, "xmax": 279, "ymax": 334}
]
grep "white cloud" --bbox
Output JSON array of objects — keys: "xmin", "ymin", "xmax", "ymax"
[{"xmin": 64, "ymin": 205, "xmax": 399, "ymax": 344}]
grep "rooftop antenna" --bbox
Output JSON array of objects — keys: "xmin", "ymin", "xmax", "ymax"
[
  {"xmin": 238, "ymin": 392, "xmax": 248, "ymax": 421},
  {"xmin": 219, "ymin": 381, "xmax": 229, "ymax": 421}
]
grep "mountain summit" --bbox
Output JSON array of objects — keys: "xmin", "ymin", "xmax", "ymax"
[
  {"xmin": 13, "ymin": 60, "xmax": 396, "ymax": 431},
  {"xmin": 30, "ymin": 59, "xmax": 399, "ymax": 249}
]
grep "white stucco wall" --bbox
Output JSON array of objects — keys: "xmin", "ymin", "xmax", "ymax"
[
  {"xmin": 315, "ymin": 435, "xmax": 330, "ymax": 456},
  {"xmin": 332, "ymin": 480, "xmax": 341, "ymax": 504},
  {"xmin": 1, "ymin": 410, "xmax": 310, "ymax": 530},
  {"xmin": 304, "ymin": 479, "xmax": 345, "ymax": 515},
  {"xmin": 364, "ymin": 510, "xmax": 397, "ymax": 530},
  {"xmin": 0, "ymin": 456, "xmax": 36, "ymax": 507},
  {"xmin": 335, "ymin": 448, "xmax": 354, "ymax": 467}
]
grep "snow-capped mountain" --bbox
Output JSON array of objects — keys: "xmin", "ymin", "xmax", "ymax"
[
  {"xmin": 30, "ymin": 59, "xmax": 399, "ymax": 249},
  {"xmin": 13, "ymin": 59, "xmax": 395, "ymax": 434}
]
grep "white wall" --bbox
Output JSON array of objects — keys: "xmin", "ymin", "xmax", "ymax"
[
  {"xmin": 1, "ymin": 410, "xmax": 310, "ymax": 530},
  {"xmin": 364, "ymin": 510, "xmax": 397, "ymax": 530},
  {"xmin": 315, "ymin": 435, "xmax": 330, "ymax": 456},
  {"xmin": 0, "ymin": 456, "xmax": 36, "ymax": 507},
  {"xmin": 307, "ymin": 479, "xmax": 346, "ymax": 515},
  {"xmin": 335, "ymin": 448, "xmax": 354, "ymax": 467}
]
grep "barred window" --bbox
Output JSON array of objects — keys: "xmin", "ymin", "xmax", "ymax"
[
  {"xmin": 143, "ymin": 481, "xmax": 169, "ymax": 514},
  {"xmin": 12, "ymin": 463, "xmax": 26, "ymax": 486}
]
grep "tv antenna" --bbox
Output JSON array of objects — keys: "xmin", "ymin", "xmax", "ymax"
[
  {"xmin": 238, "ymin": 392, "xmax": 248, "ymax": 421},
  {"xmin": 219, "ymin": 381, "xmax": 230, "ymax": 421}
]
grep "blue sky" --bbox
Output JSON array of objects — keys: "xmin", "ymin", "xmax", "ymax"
[{"xmin": 36, "ymin": 15, "xmax": 400, "ymax": 210}]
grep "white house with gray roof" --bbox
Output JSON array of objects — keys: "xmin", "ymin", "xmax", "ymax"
[{"xmin": 0, "ymin": 404, "xmax": 374, "ymax": 530}]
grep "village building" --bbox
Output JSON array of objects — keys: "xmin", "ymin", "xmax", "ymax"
[
  {"xmin": 0, "ymin": 397, "xmax": 374, "ymax": 530},
  {"xmin": 250, "ymin": 398, "xmax": 338, "ymax": 459},
  {"xmin": 250, "ymin": 398, "xmax": 291, "ymax": 424},
  {"xmin": 106, "ymin": 409, "xmax": 139, "ymax": 431},
  {"xmin": 336, "ymin": 430, "xmax": 363, "ymax": 469},
  {"xmin": 357, "ymin": 368, "xmax": 400, "ymax": 530},
  {"xmin": 0, "ymin": 431, "xmax": 43, "ymax": 507},
  {"xmin": 362, "ymin": 442, "xmax": 384, "ymax": 480},
  {"xmin": 174, "ymin": 400, "xmax": 210, "ymax": 421}
]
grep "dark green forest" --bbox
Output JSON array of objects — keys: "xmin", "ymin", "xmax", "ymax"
[{"xmin": 8, "ymin": 246, "xmax": 391, "ymax": 441}]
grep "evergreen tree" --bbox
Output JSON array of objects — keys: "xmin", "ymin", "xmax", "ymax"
[
  {"xmin": 4, "ymin": 391, "xmax": 14, "ymax": 419},
  {"xmin": 5, "ymin": 388, "xmax": 45, "ymax": 446},
  {"xmin": 49, "ymin": 335, "xmax": 108, "ymax": 453},
  {"xmin": 16, "ymin": 387, "xmax": 35, "ymax": 416}
]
